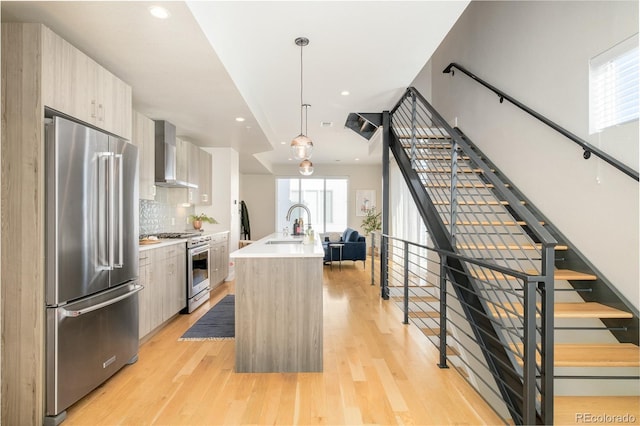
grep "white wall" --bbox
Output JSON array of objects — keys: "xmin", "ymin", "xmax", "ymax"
[
  {"xmin": 415, "ymin": 1, "xmax": 639, "ymax": 308},
  {"xmin": 240, "ymin": 164, "xmax": 383, "ymax": 241},
  {"xmin": 200, "ymin": 147, "xmax": 240, "ymax": 254}
]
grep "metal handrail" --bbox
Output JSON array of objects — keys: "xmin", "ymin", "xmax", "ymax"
[{"xmin": 443, "ymin": 62, "xmax": 639, "ymax": 182}]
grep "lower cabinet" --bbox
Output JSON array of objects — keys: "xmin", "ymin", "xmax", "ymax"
[
  {"xmin": 210, "ymin": 232, "xmax": 229, "ymax": 288},
  {"xmin": 138, "ymin": 243, "xmax": 186, "ymax": 339}
]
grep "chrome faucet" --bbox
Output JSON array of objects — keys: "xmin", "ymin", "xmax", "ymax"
[{"xmin": 286, "ymin": 203, "xmax": 312, "ymax": 230}]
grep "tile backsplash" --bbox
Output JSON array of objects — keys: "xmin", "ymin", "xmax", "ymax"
[{"xmin": 139, "ymin": 187, "xmax": 194, "ymax": 236}]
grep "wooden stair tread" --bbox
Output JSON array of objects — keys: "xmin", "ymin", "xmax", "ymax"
[
  {"xmin": 422, "ymin": 181, "xmax": 496, "ymax": 189},
  {"xmin": 555, "ymin": 396, "xmax": 640, "ymax": 424},
  {"xmin": 443, "ymin": 220, "xmax": 545, "ymax": 226},
  {"xmin": 420, "ymin": 327, "xmax": 450, "ymax": 336},
  {"xmin": 513, "ymin": 343, "xmax": 640, "ymax": 367},
  {"xmin": 401, "ymin": 144, "xmax": 452, "ymax": 150},
  {"xmin": 555, "ymin": 269, "xmax": 598, "ymax": 281},
  {"xmin": 521, "ymin": 269, "xmax": 597, "ymax": 281},
  {"xmin": 490, "ymin": 302, "xmax": 632, "ymax": 319},
  {"xmin": 433, "ymin": 199, "xmax": 523, "ymax": 206},
  {"xmin": 460, "ymin": 243, "xmax": 568, "ymax": 251},
  {"xmin": 413, "ymin": 155, "xmax": 471, "ymax": 161},
  {"xmin": 556, "ymin": 344, "xmax": 640, "ymax": 367},
  {"xmin": 409, "ymin": 311, "xmax": 439, "ymax": 319},
  {"xmin": 554, "ymin": 302, "xmax": 631, "ymax": 318},
  {"xmin": 421, "ymin": 167, "xmax": 489, "ymax": 174},
  {"xmin": 392, "ymin": 296, "xmax": 438, "ymax": 303},
  {"xmin": 471, "ymin": 268, "xmax": 590, "ymax": 282}
]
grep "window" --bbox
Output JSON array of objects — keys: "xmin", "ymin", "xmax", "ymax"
[
  {"xmin": 589, "ymin": 34, "xmax": 639, "ymax": 134},
  {"xmin": 276, "ymin": 178, "xmax": 348, "ymax": 234}
]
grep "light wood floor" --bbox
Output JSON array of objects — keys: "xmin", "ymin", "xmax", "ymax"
[{"xmin": 65, "ymin": 263, "xmax": 505, "ymax": 425}]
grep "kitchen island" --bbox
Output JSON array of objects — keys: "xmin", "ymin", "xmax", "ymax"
[{"xmin": 230, "ymin": 233, "xmax": 324, "ymax": 373}]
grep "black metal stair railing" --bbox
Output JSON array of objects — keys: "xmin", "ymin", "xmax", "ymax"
[
  {"xmin": 382, "ymin": 87, "xmax": 559, "ymax": 424},
  {"xmin": 371, "ymin": 233, "xmax": 546, "ymax": 425},
  {"xmin": 443, "ymin": 62, "xmax": 639, "ymax": 182}
]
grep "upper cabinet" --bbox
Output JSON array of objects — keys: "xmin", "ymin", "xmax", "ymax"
[
  {"xmin": 198, "ymin": 150, "xmax": 212, "ymax": 206},
  {"xmin": 41, "ymin": 25, "xmax": 132, "ymax": 139},
  {"xmin": 132, "ymin": 111, "xmax": 156, "ymax": 200}
]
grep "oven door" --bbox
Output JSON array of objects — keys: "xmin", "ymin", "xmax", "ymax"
[{"xmin": 188, "ymin": 245, "xmax": 210, "ymax": 298}]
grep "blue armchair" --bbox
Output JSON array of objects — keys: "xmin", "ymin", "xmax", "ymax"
[{"xmin": 323, "ymin": 228, "xmax": 367, "ymax": 268}]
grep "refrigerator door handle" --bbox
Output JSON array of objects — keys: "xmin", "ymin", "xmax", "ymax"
[
  {"xmin": 60, "ymin": 284, "xmax": 143, "ymax": 318},
  {"xmin": 113, "ymin": 153, "xmax": 124, "ymax": 269},
  {"xmin": 108, "ymin": 152, "xmax": 115, "ymax": 270},
  {"xmin": 98, "ymin": 152, "xmax": 113, "ymax": 271}
]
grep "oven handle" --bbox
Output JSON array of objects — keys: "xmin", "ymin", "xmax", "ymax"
[
  {"xmin": 193, "ymin": 287, "xmax": 211, "ymax": 302},
  {"xmin": 60, "ymin": 284, "xmax": 143, "ymax": 318},
  {"xmin": 190, "ymin": 245, "xmax": 210, "ymax": 256}
]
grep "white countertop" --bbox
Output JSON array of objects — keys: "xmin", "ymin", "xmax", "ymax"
[
  {"xmin": 139, "ymin": 238, "xmax": 187, "ymax": 252},
  {"xmin": 230, "ymin": 232, "xmax": 324, "ymax": 258},
  {"xmin": 138, "ymin": 230, "xmax": 229, "ymax": 252}
]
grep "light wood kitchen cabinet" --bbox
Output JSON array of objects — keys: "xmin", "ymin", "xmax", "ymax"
[
  {"xmin": 176, "ymin": 137, "xmax": 189, "ymax": 187},
  {"xmin": 160, "ymin": 244, "xmax": 187, "ymax": 321},
  {"xmin": 41, "ymin": 25, "xmax": 132, "ymax": 139},
  {"xmin": 197, "ymin": 150, "xmax": 213, "ymax": 206},
  {"xmin": 132, "ymin": 111, "xmax": 156, "ymax": 200},
  {"xmin": 138, "ymin": 252, "xmax": 153, "ymax": 337},
  {"xmin": 188, "ymin": 142, "xmax": 201, "ymax": 203},
  {"xmin": 138, "ymin": 243, "xmax": 186, "ymax": 340},
  {"xmin": 210, "ymin": 232, "xmax": 229, "ymax": 287},
  {"xmin": 176, "ymin": 137, "xmax": 202, "ymax": 204}
]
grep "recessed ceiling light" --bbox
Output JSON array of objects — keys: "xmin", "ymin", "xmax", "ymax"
[
  {"xmin": 280, "ymin": 141, "xmax": 286, "ymax": 145},
  {"xmin": 320, "ymin": 121, "xmax": 333, "ymax": 128},
  {"xmin": 355, "ymin": 158, "xmax": 360, "ymax": 161},
  {"xmin": 149, "ymin": 6, "xmax": 170, "ymax": 19},
  {"xmin": 341, "ymin": 90, "xmax": 350, "ymax": 96},
  {"xmin": 235, "ymin": 117, "xmax": 245, "ymax": 122}
]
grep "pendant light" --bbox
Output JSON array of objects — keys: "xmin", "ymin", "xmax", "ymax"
[
  {"xmin": 291, "ymin": 37, "xmax": 314, "ymax": 162},
  {"xmin": 299, "ymin": 159, "xmax": 314, "ymax": 176}
]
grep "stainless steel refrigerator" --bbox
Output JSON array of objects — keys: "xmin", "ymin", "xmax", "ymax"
[{"xmin": 44, "ymin": 115, "xmax": 141, "ymax": 425}]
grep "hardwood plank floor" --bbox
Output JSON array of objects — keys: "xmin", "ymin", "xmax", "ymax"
[{"xmin": 64, "ymin": 263, "xmax": 504, "ymax": 425}]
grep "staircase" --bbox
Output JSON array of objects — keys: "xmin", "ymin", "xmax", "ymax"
[{"xmin": 380, "ymin": 87, "xmax": 640, "ymax": 424}]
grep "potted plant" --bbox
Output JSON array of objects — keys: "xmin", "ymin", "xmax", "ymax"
[
  {"xmin": 189, "ymin": 213, "xmax": 218, "ymax": 230},
  {"xmin": 361, "ymin": 207, "xmax": 381, "ymax": 255}
]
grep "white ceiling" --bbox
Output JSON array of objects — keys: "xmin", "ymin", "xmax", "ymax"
[{"xmin": 1, "ymin": 1, "xmax": 469, "ymax": 174}]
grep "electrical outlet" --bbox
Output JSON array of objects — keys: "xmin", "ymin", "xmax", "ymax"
[
  {"xmin": 454, "ymin": 116, "xmax": 458, "ymax": 127},
  {"xmin": 186, "ymin": 217, "xmax": 190, "ymax": 225},
  {"xmin": 171, "ymin": 217, "xmax": 175, "ymax": 226}
]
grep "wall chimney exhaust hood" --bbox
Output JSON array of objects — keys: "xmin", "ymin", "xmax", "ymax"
[{"xmin": 154, "ymin": 120, "xmax": 197, "ymax": 188}]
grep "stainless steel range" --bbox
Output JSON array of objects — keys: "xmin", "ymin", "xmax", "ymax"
[{"xmin": 152, "ymin": 232, "xmax": 212, "ymax": 313}]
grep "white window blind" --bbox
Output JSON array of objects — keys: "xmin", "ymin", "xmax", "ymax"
[{"xmin": 589, "ymin": 34, "xmax": 639, "ymax": 134}]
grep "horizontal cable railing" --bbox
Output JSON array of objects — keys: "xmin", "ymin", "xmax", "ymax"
[
  {"xmin": 443, "ymin": 62, "xmax": 639, "ymax": 182},
  {"xmin": 371, "ymin": 233, "xmax": 545, "ymax": 425}
]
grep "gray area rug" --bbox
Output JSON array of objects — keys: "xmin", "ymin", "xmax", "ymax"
[{"xmin": 179, "ymin": 294, "xmax": 235, "ymax": 341}]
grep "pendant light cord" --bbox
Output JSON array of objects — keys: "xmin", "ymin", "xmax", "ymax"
[{"xmin": 300, "ymin": 40, "xmax": 304, "ymax": 136}]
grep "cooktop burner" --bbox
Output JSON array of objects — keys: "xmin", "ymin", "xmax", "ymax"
[{"xmin": 154, "ymin": 232, "xmax": 202, "ymax": 239}]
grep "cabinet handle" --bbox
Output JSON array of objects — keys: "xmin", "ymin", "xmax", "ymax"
[
  {"xmin": 91, "ymin": 100, "xmax": 97, "ymax": 118},
  {"xmin": 152, "ymin": 185, "xmax": 156, "ymax": 197},
  {"xmin": 98, "ymin": 103, "xmax": 105, "ymax": 122}
]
